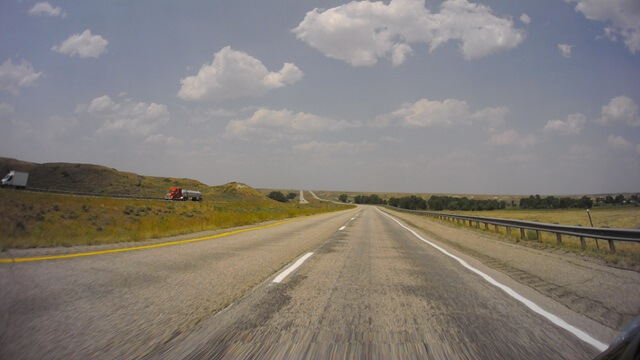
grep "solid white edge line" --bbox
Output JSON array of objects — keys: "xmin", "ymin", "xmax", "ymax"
[
  {"xmin": 339, "ymin": 226, "xmax": 346, "ymax": 231},
  {"xmin": 377, "ymin": 209, "xmax": 608, "ymax": 352},
  {"xmin": 272, "ymin": 252, "xmax": 314, "ymax": 284}
]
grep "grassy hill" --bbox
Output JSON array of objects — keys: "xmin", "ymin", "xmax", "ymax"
[
  {"xmin": 0, "ymin": 157, "xmax": 353, "ymax": 250},
  {"xmin": 0, "ymin": 157, "xmax": 266, "ymax": 202}
]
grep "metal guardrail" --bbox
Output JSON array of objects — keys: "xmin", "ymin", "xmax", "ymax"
[{"xmin": 384, "ymin": 206, "xmax": 640, "ymax": 253}]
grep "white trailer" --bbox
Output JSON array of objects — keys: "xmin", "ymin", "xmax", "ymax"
[
  {"xmin": 182, "ymin": 190, "xmax": 203, "ymax": 201},
  {"xmin": 1, "ymin": 171, "xmax": 29, "ymax": 188}
]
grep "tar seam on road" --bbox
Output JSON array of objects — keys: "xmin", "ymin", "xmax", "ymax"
[
  {"xmin": 377, "ymin": 209, "xmax": 609, "ymax": 353},
  {"xmin": 272, "ymin": 252, "xmax": 314, "ymax": 283},
  {"xmin": 0, "ymin": 218, "xmax": 302, "ymax": 264}
]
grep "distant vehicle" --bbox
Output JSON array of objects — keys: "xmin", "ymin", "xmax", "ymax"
[
  {"xmin": 1, "ymin": 171, "xmax": 29, "ymax": 189},
  {"xmin": 164, "ymin": 187, "xmax": 202, "ymax": 201}
]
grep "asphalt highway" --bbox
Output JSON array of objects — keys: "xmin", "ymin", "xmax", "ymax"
[{"xmin": 0, "ymin": 206, "xmax": 613, "ymax": 359}]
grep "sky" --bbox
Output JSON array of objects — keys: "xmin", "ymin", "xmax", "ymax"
[{"xmin": 1, "ymin": 0, "xmax": 639, "ymax": 195}]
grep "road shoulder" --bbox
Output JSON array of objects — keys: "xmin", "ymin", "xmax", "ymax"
[{"xmin": 380, "ymin": 207, "xmax": 640, "ymax": 332}]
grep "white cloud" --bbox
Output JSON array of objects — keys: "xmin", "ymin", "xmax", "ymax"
[
  {"xmin": 380, "ymin": 135, "xmax": 404, "ymax": 143},
  {"xmin": 0, "ymin": 59, "xmax": 42, "ymax": 95},
  {"xmin": 178, "ymin": 46, "xmax": 303, "ymax": 101},
  {"xmin": 224, "ymin": 108, "xmax": 359, "ymax": 142},
  {"xmin": 496, "ymin": 152, "xmax": 537, "ymax": 164},
  {"xmin": 44, "ymin": 115, "xmax": 79, "ymax": 139},
  {"xmin": 294, "ymin": 141, "xmax": 375, "ymax": 155},
  {"xmin": 376, "ymin": 98, "xmax": 508, "ymax": 128},
  {"xmin": 0, "ymin": 103, "xmax": 15, "ymax": 118},
  {"xmin": 558, "ymin": 43, "xmax": 573, "ymax": 58},
  {"xmin": 487, "ymin": 129, "xmax": 537, "ymax": 147},
  {"xmin": 292, "ymin": 0, "xmax": 525, "ymax": 66},
  {"xmin": 469, "ymin": 106, "xmax": 510, "ymax": 129},
  {"xmin": 543, "ymin": 112, "xmax": 586, "ymax": 134},
  {"xmin": 595, "ymin": 95, "xmax": 640, "ymax": 127},
  {"xmin": 52, "ymin": 30, "xmax": 109, "ymax": 58},
  {"xmin": 28, "ymin": 2, "xmax": 65, "ymax": 17},
  {"xmin": 77, "ymin": 95, "xmax": 169, "ymax": 136},
  {"xmin": 607, "ymin": 134, "xmax": 634, "ymax": 150},
  {"xmin": 565, "ymin": 0, "xmax": 640, "ymax": 53},
  {"xmin": 181, "ymin": 106, "xmax": 238, "ymax": 124},
  {"xmin": 144, "ymin": 133, "xmax": 180, "ymax": 145},
  {"xmin": 520, "ymin": 13, "xmax": 531, "ymax": 24}
]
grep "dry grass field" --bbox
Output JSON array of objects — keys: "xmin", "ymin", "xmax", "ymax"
[
  {"xmin": 0, "ymin": 189, "xmax": 352, "ymax": 250},
  {"xmin": 446, "ymin": 207, "xmax": 640, "ymax": 229},
  {"xmin": 0, "ymin": 157, "xmax": 353, "ymax": 250}
]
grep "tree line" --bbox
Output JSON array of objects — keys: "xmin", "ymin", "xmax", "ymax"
[
  {"xmin": 267, "ymin": 191, "xmax": 297, "ymax": 203},
  {"xmin": 353, "ymin": 194, "xmax": 506, "ymax": 211},
  {"xmin": 519, "ymin": 195, "xmax": 593, "ymax": 209},
  {"xmin": 595, "ymin": 194, "xmax": 639, "ymax": 206},
  {"xmin": 353, "ymin": 194, "xmax": 385, "ymax": 205},
  {"xmin": 426, "ymin": 196, "xmax": 506, "ymax": 211},
  {"xmin": 343, "ymin": 193, "xmax": 639, "ymax": 211}
]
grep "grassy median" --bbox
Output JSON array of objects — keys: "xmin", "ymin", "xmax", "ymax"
[{"xmin": 0, "ymin": 189, "xmax": 353, "ymax": 250}]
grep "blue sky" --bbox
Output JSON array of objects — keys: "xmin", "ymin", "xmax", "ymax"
[{"xmin": 1, "ymin": 0, "xmax": 639, "ymax": 194}]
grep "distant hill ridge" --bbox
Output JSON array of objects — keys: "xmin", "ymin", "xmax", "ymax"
[{"xmin": 0, "ymin": 157, "xmax": 267, "ymax": 201}]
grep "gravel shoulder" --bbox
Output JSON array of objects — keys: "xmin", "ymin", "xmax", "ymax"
[{"xmin": 381, "ymin": 207, "xmax": 640, "ymax": 331}]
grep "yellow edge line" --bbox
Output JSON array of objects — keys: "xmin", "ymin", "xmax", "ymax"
[{"xmin": 0, "ymin": 218, "xmax": 301, "ymax": 264}]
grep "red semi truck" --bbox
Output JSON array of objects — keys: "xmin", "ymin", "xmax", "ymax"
[{"xmin": 164, "ymin": 187, "xmax": 203, "ymax": 201}]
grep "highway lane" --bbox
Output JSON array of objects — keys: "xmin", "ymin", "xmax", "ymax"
[
  {"xmin": 0, "ymin": 208, "xmax": 360, "ymax": 360},
  {"xmin": 152, "ymin": 207, "xmax": 606, "ymax": 359}
]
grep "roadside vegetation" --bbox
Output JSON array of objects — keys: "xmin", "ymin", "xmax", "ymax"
[
  {"xmin": 332, "ymin": 187, "xmax": 640, "ymax": 267},
  {"xmin": 0, "ymin": 188, "xmax": 352, "ymax": 251},
  {"xmin": 267, "ymin": 191, "xmax": 289, "ymax": 203},
  {"xmin": 407, "ymin": 207, "xmax": 640, "ymax": 268},
  {"xmin": 442, "ymin": 206, "xmax": 640, "ymax": 229}
]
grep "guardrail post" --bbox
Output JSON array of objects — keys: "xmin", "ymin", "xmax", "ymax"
[{"xmin": 411, "ymin": 210, "xmax": 639, "ymax": 251}]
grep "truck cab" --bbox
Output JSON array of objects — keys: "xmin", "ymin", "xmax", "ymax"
[{"xmin": 165, "ymin": 187, "xmax": 183, "ymax": 200}]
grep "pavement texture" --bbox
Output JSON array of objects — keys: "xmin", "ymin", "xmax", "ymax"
[
  {"xmin": 1, "ymin": 205, "xmax": 634, "ymax": 359},
  {"xmin": 382, "ymin": 207, "xmax": 640, "ymax": 332},
  {"xmin": 153, "ymin": 207, "xmax": 614, "ymax": 359},
  {"xmin": 0, "ymin": 209, "xmax": 358, "ymax": 359}
]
